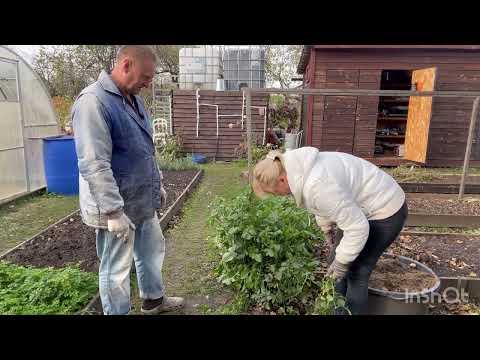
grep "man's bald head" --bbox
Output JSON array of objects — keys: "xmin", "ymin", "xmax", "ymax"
[
  {"xmin": 116, "ymin": 45, "xmax": 157, "ymax": 65},
  {"xmin": 111, "ymin": 45, "xmax": 156, "ymax": 96}
]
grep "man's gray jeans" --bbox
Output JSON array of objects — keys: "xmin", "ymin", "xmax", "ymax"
[{"xmin": 96, "ymin": 213, "xmax": 165, "ymax": 315}]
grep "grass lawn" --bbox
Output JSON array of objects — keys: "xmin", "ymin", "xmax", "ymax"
[{"xmin": 129, "ymin": 161, "xmax": 248, "ymax": 314}]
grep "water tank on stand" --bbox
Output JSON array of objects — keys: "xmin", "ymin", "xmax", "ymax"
[
  {"xmin": 179, "ymin": 47, "xmax": 222, "ymax": 90},
  {"xmin": 42, "ymin": 135, "xmax": 79, "ymax": 195},
  {"xmin": 223, "ymin": 46, "xmax": 266, "ymax": 91}
]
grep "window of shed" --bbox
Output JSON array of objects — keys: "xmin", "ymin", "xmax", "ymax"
[
  {"xmin": 0, "ymin": 60, "xmax": 18, "ymax": 102},
  {"xmin": 375, "ymin": 70, "xmax": 412, "ymax": 158}
]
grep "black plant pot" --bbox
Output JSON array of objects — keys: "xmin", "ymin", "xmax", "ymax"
[{"xmin": 367, "ymin": 254, "xmax": 441, "ymax": 315}]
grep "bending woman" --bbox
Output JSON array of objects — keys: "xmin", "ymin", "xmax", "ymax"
[{"xmin": 252, "ymin": 147, "xmax": 408, "ymax": 315}]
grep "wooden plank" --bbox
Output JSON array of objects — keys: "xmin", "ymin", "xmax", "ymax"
[
  {"xmin": 321, "ymin": 134, "xmax": 356, "ymax": 140},
  {"xmin": 323, "ymin": 114, "xmax": 357, "ymax": 122},
  {"xmin": 158, "ymin": 170, "xmax": 203, "ymax": 230},
  {"xmin": 427, "ymin": 159, "xmax": 480, "ymax": 167},
  {"xmin": 183, "ymin": 139, "xmax": 247, "ymax": 145},
  {"xmin": 324, "ymin": 82, "xmax": 358, "ymax": 89},
  {"xmin": 316, "ymin": 63, "xmax": 480, "ymax": 71},
  {"xmin": 174, "ymin": 90, "xmax": 269, "ymax": 98},
  {"xmin": 406, "ymin": 214, "xmax": 480, "ymax": 227},
  {"xmin": 313, "ymin": 50, "xmax": 480, "ymax": 62},
  {"xmin": 358, "ymin": 82, "xmax": 381, "ymax": 90},
  {"xmin": 322, "ymin": 109, "xmax": 356, "ymax": 115},
  {"xmin": 357, "ymin": 95, "xmax": 380, "ymax": 103},
  {"xmin": 173, "ymin": 100, "xmax": 266, "ymax": 107},
  {"xmin": 356, "ymin": 114, "xmax": 378, "ymax": 121},
  {"xmin": 174, "ymin": 124, "xmax": 263, "ymax": 130},
  {"xmin": 404, "ymin": 67, "xmax": 437, "ymax": 163},
  {"xmin": 359, "ymin": 73, "xmax": 381, "ymax": 83},
  {"xmin": 172, "ymin": 89, "xmax": 268, "ymax": 159},
  {"xmin": 326, "ymin": 69, "xmax": 359, "ymax": 82},
  {"xmin": 437, "ymin": 82, "xmax": 480, "ymax": 91}
]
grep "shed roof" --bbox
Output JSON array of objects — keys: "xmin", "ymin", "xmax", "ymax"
[{"xmin": 296, "ymin": 45, "xmax": 480, "ymax": 74}]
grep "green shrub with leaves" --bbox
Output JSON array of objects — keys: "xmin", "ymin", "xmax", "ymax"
[
  {"xmin": 252, "ymin": 145, "xmax": 272, "ymax": 164},
  {"xmin": 312, "ymin": 277, "xmax": 351, "ymax": 315},
  {"xmin": 234, "ymin": 141, "xmax": 277, "ymax": 165},
  {"xmin": 159, "ymin": 134, "xmax": 183, "ymax": 161},
  {"xmin": 0, "ymin": 261, "xmax": 98, "ymax": 315},
  {"xmin": 209, "ymin": 188, "xmax": 324, "ymax": 311}
]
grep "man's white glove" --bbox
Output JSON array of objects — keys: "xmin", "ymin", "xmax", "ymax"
[
  {"xmin": 327, "ymin": 259, "xmax": 350, "ymax": 281},
  {"xmin": 160, "ymin": 186, "xmax": 167, "ymax": 208},
  {"xmin": 107, "ymin": 212, "xmax": 135, "ymax": 241}
]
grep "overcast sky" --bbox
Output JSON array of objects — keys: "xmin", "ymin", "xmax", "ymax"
[
  {"xmin": 7, "ymin": 45, "xmax": 301, "ymax": 88},
  {"xmin": 8, "ymin": 45, "xmax": 42, "ymax": 64}
]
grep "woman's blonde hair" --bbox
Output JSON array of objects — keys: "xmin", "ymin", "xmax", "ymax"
[{"xmin": 252, "ymin": 150, "xmax": 285, "ymax": 198}]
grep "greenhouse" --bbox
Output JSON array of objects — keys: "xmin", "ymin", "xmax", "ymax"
[{"xmin": 0, "ymin": 45, "xmax": 59, "ymax": 204}]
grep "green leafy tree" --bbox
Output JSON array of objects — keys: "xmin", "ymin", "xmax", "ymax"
[{"xmin": 265, "ymin": 45, "xmax": 303, "ymax": 89}]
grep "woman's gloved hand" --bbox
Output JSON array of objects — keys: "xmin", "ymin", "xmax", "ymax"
[
  {"xmin": 324, "ymin": 229, "xmax": 336, "ymax": 247},
  {"xmin": 327, "ymin": 259, "xmax": 350, "ymax": 281}
]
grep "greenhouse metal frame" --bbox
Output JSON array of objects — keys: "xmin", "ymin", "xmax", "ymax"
[{"xmin": 0, "ymin": 46, "xmax": 60, "ymax": 205}]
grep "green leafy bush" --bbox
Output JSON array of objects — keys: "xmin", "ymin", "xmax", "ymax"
[
  {"xmin": 268, "ymin": 94, "xmax": 299, "ymax": 132},
  {"xmin": 209, "ymin": 188, "xmax": 324, "ymax": 311},
  {"xmin": 252, "ymin": 145, "xmax": 272, "ymax": 164},
  {"xmin": 0, "ymin": 261, "xmax": 98, "ymax": 315},
  {"xmin": 234, "ymin": 140, "xmax": 277, "ymax": 165},
  {"xmin": 312, "ymin": 277, "xmax": 351, "ymax": 315},
  {"xmin": 159, "ymin": 134, "xmax": 183, "ymax": 161}
]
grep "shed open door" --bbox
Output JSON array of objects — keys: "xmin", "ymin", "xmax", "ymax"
[{"xmin": 404, "ymin": 67, "xmax": 437, "ymax": 163}]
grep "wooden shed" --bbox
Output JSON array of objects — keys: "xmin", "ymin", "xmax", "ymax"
[
  {"xmin": 297, "ymin": 45, "xmax": 480, "ymax": 167},
  {"xmin": 172, "ymin": 90, "xmax": 269, "ymax": 161}
]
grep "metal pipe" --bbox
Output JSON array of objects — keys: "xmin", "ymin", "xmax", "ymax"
[
  {"xmin": 0, "ymin": 145, "xmax": 24, "ymax": 152},
  {"xmin": 458, "ymin": 96, "xmax": 480, "ymax": 200},
  {"xmin": 152, "ymin": 74, "xmax": 156, "ymax": 119},
  {"xmin": 216, "ymin": 106, "xmax": 219, "ymax": 137},
  {"xmin": 196, "ymin": 88, "xmax": 200, "ymax": 137},
  {"xmin": 23, "ymin": 124, "xmax": 58, "ymax": 128},
  {"xmin": 15, "ymin": 61, "xmax": 31, "ymax": 193},
  {"xmin": 241, "ymin": 91, "xmax": 245, "ymax": 129},
  {"xmin": 169, "ymin": 95, "xmax": 173, "ymax": 135},
  {"xmin": 263, "ymin": 107, "xmax": 267, "ymax": 146},
  {"xmin": 245, "ymin": 89, "xmax": 253, "ymax": 184}
]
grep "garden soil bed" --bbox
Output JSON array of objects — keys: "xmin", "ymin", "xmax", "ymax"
[
  {"xmin": 389, "ymin": 234, "xmax": 480, "ymax": 278},
  {"xmin": 1, "ymin": 170, "xmax": 199, "ymax": 274},
  {"xmin": 406, "ymin": 193, "xmax": 480, "ymax": 216},
  {"xmin": 369, "ymin": 256, "xmax": 438, "ymax": 293}
]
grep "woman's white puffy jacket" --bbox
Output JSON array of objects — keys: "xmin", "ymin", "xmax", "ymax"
[{"xmin": 282, "ymin": 147, "xmax": 405, "ymax": 265}]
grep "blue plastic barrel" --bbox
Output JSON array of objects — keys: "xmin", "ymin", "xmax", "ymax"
[
  {"xmin": 42, "ymin": 135, "xmax": 79, "ymax": 195},
  {"xmin": 192, "ymin": 153, "xmax": 207, "ymax": 164}
]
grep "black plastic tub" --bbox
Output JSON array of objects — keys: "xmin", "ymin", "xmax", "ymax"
[{"xmin": 367, "ymin": 254, "xmax": 441, "ymax": 315}]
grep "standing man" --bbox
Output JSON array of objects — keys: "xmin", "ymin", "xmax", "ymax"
[{"xmin": 72, "ymin": 45, "xmax": 184, "ymax": 315}]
